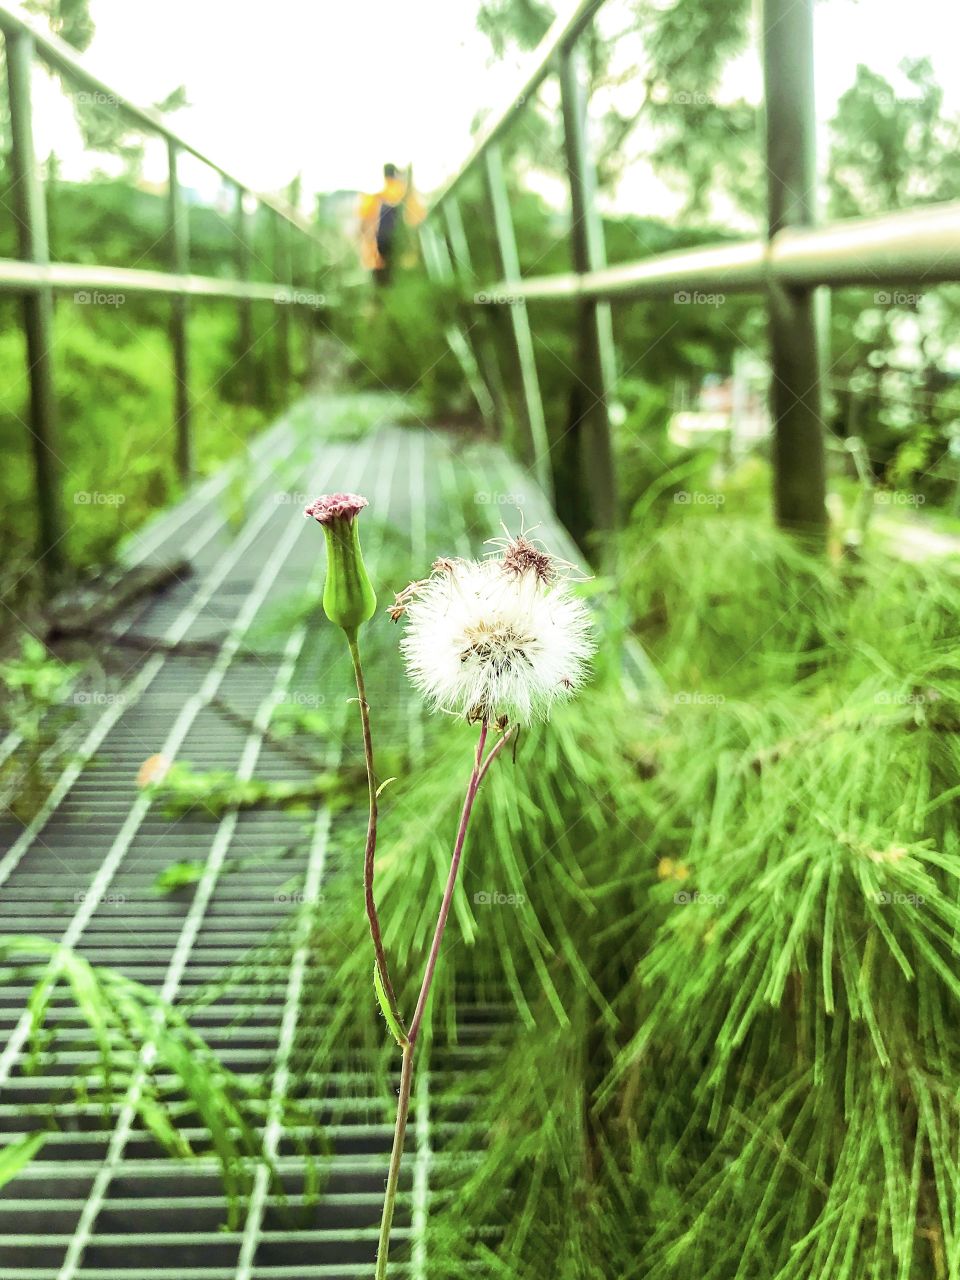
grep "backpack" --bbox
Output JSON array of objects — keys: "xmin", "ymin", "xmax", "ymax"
[{"xmin": 376, "ymin": 199, "xmax": 402, "ymax": 258}]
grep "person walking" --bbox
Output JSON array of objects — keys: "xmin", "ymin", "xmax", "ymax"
[{"xmin": 358, "ymin": 164, "xmax": 425, "ymax": 287}]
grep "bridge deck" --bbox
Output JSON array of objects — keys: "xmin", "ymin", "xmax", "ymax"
[{"xmin": 0, "ymin": 397, "xmax": 588, "ymax": 1279}]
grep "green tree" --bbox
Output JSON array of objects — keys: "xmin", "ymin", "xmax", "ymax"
[
  {"xmin": 476, "ymin": 0, "xmax": 759, "ymax": 216},
  {"xmin": 826, "ymin": 60, "xmax": 960, "ymax": 495}
]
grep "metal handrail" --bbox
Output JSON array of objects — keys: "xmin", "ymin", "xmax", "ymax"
[
  {"xmin": 478, "ymin": 200, "xmax": 960, "ymax": 301},
  {"xmin": 0, "ymin": 3, "xmax": 316, "ymax": 238},
  {"xmin": 0, "ymin": 2, "xmax": 328, "ymax": 575},
  {"xmin": 429, "ymin": 0, "xmax": 605, "ymax": 210},
  {"xmin": 0, "ymin": 258, "xmax": 317, "ymax": 301},
  {"xmin": 425, "ymin": 0, "xmax": 960, "ymax": 543}
]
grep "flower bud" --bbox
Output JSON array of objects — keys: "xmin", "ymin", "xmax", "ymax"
[{"xmin": 304, "ymin": 493, "xmax": 377, "ymax": 636}]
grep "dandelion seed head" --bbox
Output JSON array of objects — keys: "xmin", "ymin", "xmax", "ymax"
[
  {"xmin": 398, "ymin": 539, "xmax": 595, "ymax": 725},
  {"xmin": 500, "ymin": 533, "xmax": 555, "ymax": 583}
]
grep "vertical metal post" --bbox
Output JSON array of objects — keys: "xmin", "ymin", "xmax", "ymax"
[
  {"xmin": 305, "ymin": 233, "xmax": 319, "ymax": 382},
  {"xmin": 6, "ymin": 30, "xmax": 64, "ymax": 575},
  {"xmin": 234, "ymin": 183, "xmax": 255, "ymax": 395},
  {"xmin": 442, "ymin": 197, "xmax": 472, "ymax": 278},
  {"xmin": 482, "ymin": 143, "xmax": 552, "ymax": 500},
  {"xmin": 763, "ymin": 0, "xmax": 827, "ymax": 535},
  {"xmin": 443, "ymin": 197, "xmax": 515, "ymax": 443},
  {"xmin": 273, "ymin": 211, "xmax": 291, "ymax": 388},
  {"xmin": 420, "ymin": 221, "xmax": 496, "ymax": 430},
  {"xmin": 167, "ymin": 140, "xmax": 192, "ymax": 479},
  {"xmin": 558, "ymin": 41, "xmax": 617, "ymax": 541}
]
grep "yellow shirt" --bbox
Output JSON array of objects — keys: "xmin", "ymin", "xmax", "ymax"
[{"xmin": 358, "ymin": 178, "xmax": 426, "ymax": 270}]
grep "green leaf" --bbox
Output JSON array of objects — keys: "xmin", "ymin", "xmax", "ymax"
[
  {"xmin": 153, "ymin": 859, "xmax": 205, "ymax": 894},
  {"xmin": 0, "ymin": 1132, "xmax": 46, "ymax": 1188},
  {"xmin": 373, "ymin": 963, "xmax": 406, "ymax": 1047}
]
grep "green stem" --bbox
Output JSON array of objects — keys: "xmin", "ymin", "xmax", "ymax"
[
  {"xmin": 347, "ymin": 634, "xmax": 406, "ymax": 1038},
  {"xmin": 375, "ymin": 1039, "xmax": 415, "ymax": 1280},
  {"xmin": 374, "ymin": 721, "xmax": 514, "ymax": 1279}
]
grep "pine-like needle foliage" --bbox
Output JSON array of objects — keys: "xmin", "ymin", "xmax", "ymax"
[{"xmin": 268, "ymin": 513, "xmax": 960, "ymax": 1280}]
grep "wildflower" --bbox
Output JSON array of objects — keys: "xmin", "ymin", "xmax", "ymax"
[
  {"xmin": 397, "ymin": 535, "xmax": 595, "ymax": 726},
  {"xmin": 305, "ymin": 492, "xmax": 377, "ymax": 636},
  {"xmin": 305, "ymin": 490, "xmax": 405, "ymax": 1056}
]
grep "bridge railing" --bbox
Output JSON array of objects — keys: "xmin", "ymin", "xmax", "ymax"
[
  {"xmin": 422, "ymin": 0, "xmax": 960, "ymax": 542},
  {"xmin": 0, "ymin": 3, "xmax": 325, "ymax": 576}
]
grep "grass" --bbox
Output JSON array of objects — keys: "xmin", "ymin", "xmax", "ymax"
[
  {"xmin": 416, "ymin": 510, "xmax": 960, "ymax": 1280},
  {"xmin": 250, "ymin": 502, "xmax": 960, "ymax": 1280},
  {"xmin": 0, "ymin": 297, "xmax": 280, "ymax": 615},
  {"xmin": 6, "ymin": 469, "xmax": 960, "ymax": 1278},
  {"xmin": 0, "ymin": 934, "xmax": 300, "ymax": 1218}
]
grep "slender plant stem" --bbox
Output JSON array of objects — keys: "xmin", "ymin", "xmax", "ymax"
[
  {"xmin": 347, "ymin": 634, "xmax": 406, "ymax": 1037},
  {"xmin": 375, "ymin": 719, "xmax": 514, "ymax": 1280},
  {"xmin": 407, "ymin": 721, "xmax": 487, "ymax": 1044},
  {"xmin": 375, "ymin": 1039, "xmax": 415, "ymax": 1279}
]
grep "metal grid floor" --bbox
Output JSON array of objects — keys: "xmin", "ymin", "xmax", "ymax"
[{"xmin": 0, "ymin": 404, "xmax": 582, "ymax": 1280}]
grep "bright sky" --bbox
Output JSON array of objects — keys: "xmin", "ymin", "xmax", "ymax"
[{"xmin": 25, "ymin": 0, "xmax": 960, "ymax": 217}]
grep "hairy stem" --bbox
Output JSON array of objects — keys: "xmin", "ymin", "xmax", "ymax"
[
  {"xmin": 375, "ymin": 720, "xmax": 514, "ymax": 1279},
  {"xmin": 347, "ymin": 634, "xmax": 405, "ymax": 1038}
]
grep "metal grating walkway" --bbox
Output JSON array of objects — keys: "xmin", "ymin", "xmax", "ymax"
[{"xmin": 0, "ymin": 399, "xmax": 585, "ymax": 1280}]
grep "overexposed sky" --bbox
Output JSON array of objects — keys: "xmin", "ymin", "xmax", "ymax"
[{"xmin": 24, "ymin": 0, "xmax": 960, "ymax": 216}]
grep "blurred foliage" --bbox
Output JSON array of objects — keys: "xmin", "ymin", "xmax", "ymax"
[
  {"xmin": 183, "ymin": 491, "xmax": 960, "ymax": 1280},
  {"xmin": 319, "ymin": 12, "xmax": 960, "ymax": 545},
  {"xmin": 0, "ymin": 172, "xmax": 315, "ymax": 613},
  {"xmin": 827, "ymin": 58, "xmax": 960, "ymax": 217},
  {"xmin": 142, "ymin": 760, "xmax": 366, "ymax": 820},
  {"xmin": 460, "ymin": 2, "xmax": 960, "ymax": 511},
  {"xmin": 0, "ymin": 636, "xmax": 80, "ymax": 820},
  {"xmin": 20, "ymin": 0, "xmax": 94, "ymax": 50},
  {"xmin": 825, "ymin": 60, "xmax": 960, "ymax": 495},
  {"xmin": 0, "ymin": 284, "xmax": 277, "ymax": 595},
  {"xmin": 477, "ymin": 0, "xmax": 758, "ymax": 215},
  {"xmin": 327, "ymin": 177, "xmax": 763, "ymax": 539}
]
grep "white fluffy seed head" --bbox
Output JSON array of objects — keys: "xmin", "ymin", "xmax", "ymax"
[{"xmin": 396, "ymin": 542, "xmax": 595, "ymax": 726}]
